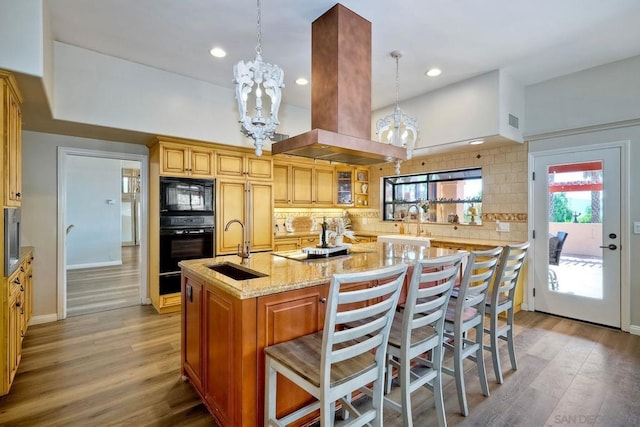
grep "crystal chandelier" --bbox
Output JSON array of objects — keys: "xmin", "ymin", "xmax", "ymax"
[
  {"xmin": 233, "ymin": 0, "xmax": 284, "ymax": 157},
  {"xmin": 376, "ymin": 51, "xmax": 419, "ymax": 175}
]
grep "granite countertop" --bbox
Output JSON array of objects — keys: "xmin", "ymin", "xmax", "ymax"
[{"xmin": 179, "ymin": 242, "xmax": 461, "ymax": 300}]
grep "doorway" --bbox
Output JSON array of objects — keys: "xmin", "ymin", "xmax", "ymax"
[
  {"xmin": 57, "ymin": 148, "xmax": 148, "ymax": 319},
  {"xmin": 531, "ymin": 146, "xmax": 621, "ymax": 327}
]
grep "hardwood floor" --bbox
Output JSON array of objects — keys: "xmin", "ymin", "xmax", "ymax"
[
  {"xmin": 1, "ymin": 306, "xmax": 638, "ymax": 426},
  {"xmin": 66, "ymin": 245, "xmax": 141, "ymax": 317}
]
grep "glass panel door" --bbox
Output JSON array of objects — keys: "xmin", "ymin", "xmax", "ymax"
[{"xmin": 533, "ymin": 147, "xmax": 620, "ymax": 327}]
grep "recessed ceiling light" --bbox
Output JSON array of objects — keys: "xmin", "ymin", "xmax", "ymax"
[
  {"xmin": 468, "ymin": 139, "xmax": 484, "ymax": 145},
  {"xmin": 295, "ymin": 78, "xmax": 308, "ymax": 85},
  {"xmin": 425, "ymin": 68, "xmax": 442, "ymax": 77},
  {"xmin": 209, "ymin": 47, "xmax": 226, "ymax": 58}
]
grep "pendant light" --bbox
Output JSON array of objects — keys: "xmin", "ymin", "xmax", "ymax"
[
  {"xmin": 376, "ymin": 51, "xmax": 419, "ymax": 175},
  {"xmin": 233, "ymin": 0, "xmax": 284, "ymax": 157}
]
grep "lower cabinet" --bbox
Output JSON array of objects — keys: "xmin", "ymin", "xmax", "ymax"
[
  {"xmin": 181, "ymin": 270, "xmax": 328, "ymax": 426},
  {"xmin": 256, "ymin": 286, "xmax": 327, "ymax": 421},
  {"xmin": 274, "ymin": 238, "xmax": 299, "ymax": 252},
  {"xmin": 2, "ymin": 249, "xmax": 34, "ymax": 396}
]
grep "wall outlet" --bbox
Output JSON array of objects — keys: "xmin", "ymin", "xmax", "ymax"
[
  {"xmin": 634, "ymin": 221, "xmax": 640, "ymax": 234},
  {"xmin": 496, "ymin": 221, "xmax": 510, "ymax": 232}
]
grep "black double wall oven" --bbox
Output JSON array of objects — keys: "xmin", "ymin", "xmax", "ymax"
[{"xmin": 159, "ymin": 177, "xmax": 215, "ymax": 295}]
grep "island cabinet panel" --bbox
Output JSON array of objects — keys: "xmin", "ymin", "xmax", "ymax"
[
  {"xmin": 204, "ymin": 288, "xmax": 235, "ymax": 426},
  {"xmin": 183, "ymin": 279, "xmax": 258, "ymax": 427},
  {"xmin": 257, "ymin": 284, "xmax": 329, "ymax": 422},
  {"xmin": 181, "ymin": 275, "xmax": 203, "ymax": 392}
]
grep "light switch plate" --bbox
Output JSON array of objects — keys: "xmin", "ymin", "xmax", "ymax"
[
  {"xmin": 496, "ymin": 221, "xmax": 510, "ymax": 232},
  {"xmin": 634, "ymin": 221, "xmax": 640, "ymax": 234}
]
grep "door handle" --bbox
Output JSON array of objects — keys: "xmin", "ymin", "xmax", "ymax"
[{"xmin": 599, "ymin": 244, "xmax": 617, "ymax": 250}]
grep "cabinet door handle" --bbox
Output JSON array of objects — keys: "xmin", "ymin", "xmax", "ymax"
[
  {"xmin": 319, "ymin": 297, "xmax": 327, "ymax": 304},
  {"xmin": 16, "ymin": 192, "xmax": 21, "ymax": 198},
  {"xmin": 187, "ymin": 284, "xmax": 193, "ymax": 302}
]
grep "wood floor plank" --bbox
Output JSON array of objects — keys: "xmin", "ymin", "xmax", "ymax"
[
  {"xmin": 67, "ymin": 245, "xmax": 142, "ymax": 317},
  {"xmin": 1, "ymin": 305, "xmax": 639, "ymax": 426}
]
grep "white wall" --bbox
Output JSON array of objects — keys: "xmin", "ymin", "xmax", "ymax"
[
  {"xmin": 21, "ymin": 131, "xmax": 148, "ymax": 319},
  {"xmin": 372, "ymin": 70, "xmax": 524, "ymax": 150},
  {"xmin": 0, "ymin": 0, "xmax": 45, "ymax": 76},
  {"xmin": 65, "ymin": 156, "xmax": 122, "ymax": 268},
  {"xmin": 525, "ymin": 55, "xmax": 640, "ymax": 137},
  {"xmin": 53, "ymin": 42, "xmax": 311, "ymax": 150}
]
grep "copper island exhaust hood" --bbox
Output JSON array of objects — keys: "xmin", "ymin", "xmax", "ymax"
[{"xmin": 270, "ymin": 4, "xmax": 407, "ymax": 165}]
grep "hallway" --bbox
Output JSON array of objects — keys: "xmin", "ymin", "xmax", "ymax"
[{"xmin": 66, "ymin": 245, "xmax": 141, "ymax": 317}]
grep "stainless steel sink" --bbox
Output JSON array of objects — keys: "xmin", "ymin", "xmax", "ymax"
[{"xmin": 207, "ymin": 262, "xmax": 267, "ymax": 280}]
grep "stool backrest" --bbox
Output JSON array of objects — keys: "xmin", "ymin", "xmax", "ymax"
[
  {"xmin": 321, "ymin": 263, "xmax": 408, "ymax": 388},
  {"xmin": 403, "ymin": 253, "xmax": 465, "ymax": 350},
  {"xmin": 456, "ymin": 247, "xmax": 503, "ymax": 321},
  {"xmin": 489, "ymin": 242, "xmax": 530, "ymax": 308}
]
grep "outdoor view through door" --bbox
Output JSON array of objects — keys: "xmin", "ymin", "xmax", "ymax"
[
  {"xmin": 533, "ymin": 147, "xmax": 621, "ymax": 328},
  {"xmin": 547, "ymin": 161, "xmax": 603, "ymax": 298}
]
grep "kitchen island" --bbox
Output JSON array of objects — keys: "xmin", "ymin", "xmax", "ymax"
[{"xmin": 179, "ymin": 242, "xmax": 461, "ymax": 426}]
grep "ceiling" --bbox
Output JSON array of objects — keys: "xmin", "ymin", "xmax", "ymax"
[{"xmin": 28, "ymin": 1, "xmax": 640, "ymax": 141}]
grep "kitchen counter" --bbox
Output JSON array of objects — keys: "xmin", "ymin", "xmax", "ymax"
[
  {"xmin": 179, "ymin": 241, "xmax": 463, "ymax": 426},
  {"xmin": 179, "ymin": 241, "xmax": 460, "ymax": 300}
]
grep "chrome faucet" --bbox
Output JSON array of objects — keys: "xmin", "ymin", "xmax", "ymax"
[
  {"xmin": 407, "ymin": 204, "xmax": 422, "ymax": 236},
  {"xmin": 224, "ymin": 219, "xmax": 251, "ymax": 262}
]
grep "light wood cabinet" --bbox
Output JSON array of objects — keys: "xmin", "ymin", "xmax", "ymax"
[
  {"xmin": 299, "ymin": 236, "xmax": 320, "ymax": 248},
  {"xmin": 217, "ymin": 180, "xmax": 273, "ymax": 255},
  {"xmin": 336, "ymin": 168, "xmax": 354, "ymax": 206},
  {"xmin": 273, "ymin": 235, "xmax": 320, "ymax": 251},
  {"xmin": 273, "ymin": 160, "xmax": 334, "ymax": 207},
  {"xmin": 273, "ymin": 238, "xmax": 299, "ymax": 252},
  {"xmin": 1, "ymin": 70, "xmax": 23, "ymax": 206},
  {"xmin": 273, "ymin": 163, "xmax": 290, "ymax": 205},
  {"xmin": 2, "ymin": 249, "xmax": 34, "ymax": 396},
  {"xmin": 216, "ymin": 150, "xmax": 272, "ymax": 181},
  {"xmin": 354, "ymin": 168, "xmax": 369, "ymax": 208},
  {"xmin": 314, "ymin": 166, "xmax": 335, "ymax": 206},
  {"xmin": 159, "ymin": 141, "xmax": 215, "ymax": 178}
]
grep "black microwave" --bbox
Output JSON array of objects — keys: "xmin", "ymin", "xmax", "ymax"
[{"xmin": 160, "ymin": 177, "xmax": 214, "ymax": 215}]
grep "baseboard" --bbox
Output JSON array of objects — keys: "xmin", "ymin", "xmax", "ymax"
[
  {"xmin": 29, "ymin": 313, "xmax": 59, "ymax": 325},
  {"xmin": 629, "ymin": 325, "xmax": 640, "ymax": 336},
  {"xmin": 66, "ymin": 260, "xmax": 122, "ymax": 270}
]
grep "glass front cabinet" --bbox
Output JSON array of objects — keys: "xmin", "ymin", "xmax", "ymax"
[{"xmin": 336, "ymin": 169, "xmax": 353, "ymax": 205}]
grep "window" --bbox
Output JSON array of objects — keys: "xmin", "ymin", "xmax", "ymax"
[{"xmin": 382, "ymin": 168, "xmax": 483, "ymax": 224}]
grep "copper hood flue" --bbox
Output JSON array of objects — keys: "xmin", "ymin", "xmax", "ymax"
[{"xmin": 271, "ymin": 4, "xmax": 406, "ymax": 165}]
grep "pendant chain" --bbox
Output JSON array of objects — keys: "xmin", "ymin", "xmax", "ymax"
[{"xmin": 255, "ymin": 0, "xmax": 262, "ymax": 55}]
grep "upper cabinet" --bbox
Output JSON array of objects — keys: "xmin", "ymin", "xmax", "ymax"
[
  {"xmin": 159, "ymin": 141, "xmax": 215, "ymax": 178},
  {"xmin": 1, "ymin": 71, "xmax": 23, "ymax": 207},
  {"xmin": 273, "ymin": 159, "xmax": 334, "ymax": 207},
  {"xmin": 335, "ymin": 168, "xmax": 353, "ymax": 206},
  {"xmin": 353, "ymin": 168, "xmax": 369, "ymax": 208},
  {"xmin": 216, "ymin": 150, "xmax": 272, "ymax": 181}
]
